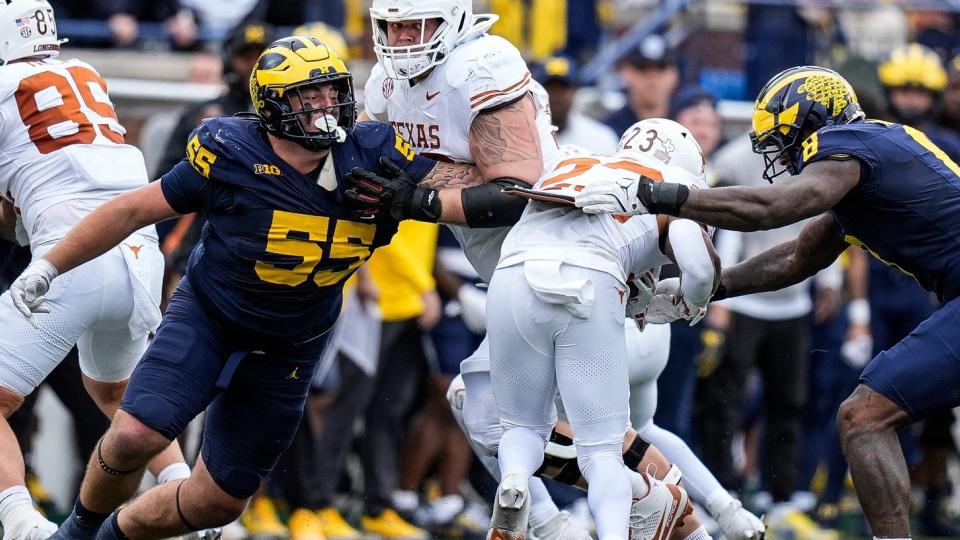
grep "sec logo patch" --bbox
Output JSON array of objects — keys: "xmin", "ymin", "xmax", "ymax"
[{"xmin": 383, "ymin": 78, "xmax": 394, "ymax": 99}]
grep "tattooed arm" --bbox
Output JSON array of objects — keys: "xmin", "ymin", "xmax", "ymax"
[
  {"xmin": 714, "ymin": 213, "xmax": 847, "ymax": 300},
  {"xmin": 468, "ymin": 94, "xmax": 544, "ymax": 184}
]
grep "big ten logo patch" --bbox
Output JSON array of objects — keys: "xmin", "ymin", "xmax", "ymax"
[{"xmin": 254, "ymin": 163, "xmax": 282, "ymax": 175}]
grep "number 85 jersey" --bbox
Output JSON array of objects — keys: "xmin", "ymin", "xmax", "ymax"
[
  {"xmin": 160, "ymin": 116, "xmax": 435, "ymax": 343},
  {"xmin": 0, "ymin": 59, "xmax": 149, "ymax": 249}
]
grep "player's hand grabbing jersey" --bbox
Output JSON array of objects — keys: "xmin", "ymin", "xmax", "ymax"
[
  {"xmin": 498, "ymin": 152, "xmax": 707, "ymax": 286},
  {"xmin": 160, "ymin": 116, "xmax": 434, "ymax": 341}
]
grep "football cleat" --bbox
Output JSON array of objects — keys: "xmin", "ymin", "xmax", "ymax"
[
  {"xmin": 528, "ymin": 511, "xmax": 592, "ymax": 540},
  {"xmin": 240, "ymin": 496, "xmax": 288, "ymax": 540},
  {"xmin": 487, "ymin": 474, "xmax": 529, "ymax": 540},
  {"xmin": 765, "ymin": 508, "xmax": 837, "ymax": 540},
  {"xmin": 315, "ymin": 507, "xmax": 364, "ymax": 540},
  {"xmin": 628, "ymin": 473, "xmax": 692, "ymax": 540},
  {"xmin": 289, "ymin": 508, "xmax": 327, "ymax": 540},
  {"xmin": 360, "ymin": 509, "xmax": 428, "ymax": 540}
]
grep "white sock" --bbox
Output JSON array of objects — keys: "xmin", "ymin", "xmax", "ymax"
[
  {"xmin": 580, "ymin": 454, "xmax": 631, "ymax": 540},
  {"xmin": 683, "ymin": 525, "xmax": 712, "ymax": 540},
  {"xmin": 498, "ymin": 427, "xmax": 547, "ymax": 481},
  {"xmin": 639, "ymin": 422, "xmax": 725, "ymax": 504},
  {"xmin": 528, "ymin": 478, "xmax": 560, "ymax": 529},
  {"xmin": 393, "ymin": 490, "xmax": 419, "ymax": 513},
  {"xmin": 428, "ymin": 494, "xmax": 463, "ymax": 523},
  {"xmin": 157, "ymin": 462, "xmax": 191, "ymax": 484},
  {"xmin": 0, "ymin": 485, "xmax": 34, "ymax": 522},
  {"xmin": 628, "ymin": 470, "xmax": 650, "ymax": 499},
  {"xmin": 0, "ymin": 486, "xmax": 33, "ymax": 519}
]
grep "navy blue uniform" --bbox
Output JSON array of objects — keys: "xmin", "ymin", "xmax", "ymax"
[
  {"xmin": 121, "ymin": 116, "xmax": 434, "ymax": 497},
  {"xmin": 798, "ymin": 120, "xmax": 960, "ymax": 419}
]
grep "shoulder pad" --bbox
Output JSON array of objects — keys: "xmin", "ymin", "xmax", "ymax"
[
  {"xmin": 445, "ymin": 35, "xmax": 531, "ymax": 112},
  {"xmin": 350, "ymin": 121, "xmax": 396, "ymax": 150},
  {"xmin": 184, "ymin": 116, "xmax": 260, "ymax": 182}
]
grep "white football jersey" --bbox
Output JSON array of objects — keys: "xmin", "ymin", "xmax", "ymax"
[
  {"xmin": 497, "ymin": 152, "xmax": 708, "ymax": 284},
  {"xmin": 0, "ymin": 58, "xmax": 153, "ymax": 249},
  {"xmin": 365, "ymin": 32, "xmax": 562, "ymax": 282}
]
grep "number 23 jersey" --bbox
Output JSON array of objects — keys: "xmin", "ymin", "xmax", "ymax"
[{"xmin": 160, "ymin": 116, "xmax": 435, "ymax": 341}]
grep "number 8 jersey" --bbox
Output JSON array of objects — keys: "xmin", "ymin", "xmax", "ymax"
[{"xmin": 0, "ymin": 58, "xmax": 151, "ymax": 249}]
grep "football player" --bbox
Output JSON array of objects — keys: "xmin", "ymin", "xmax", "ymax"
[
  {"xmin": 575, "ymin": 65, "xmax": 960, "ymax": 540},
  {"xmin": 0, "ymin": 1, "xmax": 191, "ymax": 538},
  {"xmin": 346, "ymin": 2, "xmax": 765, "ymax": 538},
  {"xmin": 486, "ymin": 120, "xmax": 720, "ymax": 540},
  {"xmin": 11, "ymin": 37, "xmax": 483, "ymax": 540}
]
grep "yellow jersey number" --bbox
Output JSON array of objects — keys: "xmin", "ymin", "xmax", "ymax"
[
  {"xmin": 186, "ymin": 135, "xmax": 218, "ymax": 178},
  {"xmin": 255, "ymin": 210, "xmax": 377, "ymax": 287}
]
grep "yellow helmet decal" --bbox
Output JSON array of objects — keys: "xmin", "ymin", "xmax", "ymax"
[{"xmin": 752, "ymin": 102, "xmax": 800, "ymax": 140}]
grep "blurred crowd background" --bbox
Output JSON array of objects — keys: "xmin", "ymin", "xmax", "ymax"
[{"xmin": 4, "ymin": 1, "xmax": 960, "ymax": 539}]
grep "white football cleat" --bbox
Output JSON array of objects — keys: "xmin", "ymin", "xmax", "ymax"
[
  {"xmin": 488, "ymin": 473, "xmax": 530, "ymax": 540},
  {"xmin": 2, "ymin": 508, "xmax": 58, "ymax": 540},
  {"xmin": 528, "ymin": 511, "xmax": 593, "ymax": 540},
  {"xmin": 628, "ymin": 474, "xmax": 692, "ymax": 540}
]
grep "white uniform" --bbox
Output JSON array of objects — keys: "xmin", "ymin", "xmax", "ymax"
[
  {"xmin": 0, "ymin": 58, "xmax": 162, "ymax": 395},
  {"xmin": 364, "ymin": 32, "xmax": 562, "ymax": 286},
  {"xmin": 489, "ymin": 154, "xmax": 705, "ymax": 540},
  {"xmin": 490, "ymin": 153, "xmax": 697, "ymax": 443}
]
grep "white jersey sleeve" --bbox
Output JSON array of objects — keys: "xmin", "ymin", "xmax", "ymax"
[
  {"xmin": 446, "ymin": 35, "xmax": 533, "ymax": 123},
  {"xmin": 362, "ymin": 63, "xmax": 389, "ymax": 122}
]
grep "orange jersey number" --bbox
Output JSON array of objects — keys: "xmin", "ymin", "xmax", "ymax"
[{"xmin": 15, "ymin": 66, "xmax": 124, "ymax": 154}]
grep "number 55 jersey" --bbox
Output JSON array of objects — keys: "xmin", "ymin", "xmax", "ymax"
[
  {"xmin": 160, "ymin": 116, "xmax": 435, "ymax": 342},
  {"xmin": 0, "ymin": 58, "xmax": 151, "ymax": 250}
]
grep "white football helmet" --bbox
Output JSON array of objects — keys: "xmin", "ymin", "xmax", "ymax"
[
  {"xmin": 0, "ymin": 0, "xmax": 64, "ymax": 66},
  {"xmin": 616, "ymin": 118, "xmax": 706, "ymax": 178},
  {"xmin": 370, "ymin": 0, "xmax": 475, "ymax": 80}
]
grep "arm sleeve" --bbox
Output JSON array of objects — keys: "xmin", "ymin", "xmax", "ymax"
[
  {"xmin": 668, "ymin": 218, "xmax": 717, "ymax": 307},
  {"xmin": 159, "ymin": 161, "xmax": 233, "ymax": 215}
]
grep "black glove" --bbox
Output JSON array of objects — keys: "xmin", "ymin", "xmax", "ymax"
[
  {"xmin": 638, "ymin": 180, "xmax": 690, "ymax": 216},
  {"xmin": 346, "ymin": 157, "xmax": 441, "ymax": 222}
]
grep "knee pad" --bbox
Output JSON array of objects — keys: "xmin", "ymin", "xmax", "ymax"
[
  {"xmin": 623, "ymin": 433, "xmax": 651, "ymax": 471},
  {"xmin": 536, "ymin": 430, "xmax": 583, "ymax": 485}
]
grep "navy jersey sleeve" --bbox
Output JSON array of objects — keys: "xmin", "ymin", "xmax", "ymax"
[
  {"xmin": 799, "ymin": 123, "xmax": 881, "ymax": 173},
  {"xmin": 354, "ymin": 121, "xmax": 437, "ymax": 182},
  {"xmin": 160, "ymin": 160, "xmax": 235, "ymax": 214}
]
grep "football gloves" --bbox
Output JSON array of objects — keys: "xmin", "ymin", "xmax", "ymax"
[
  {"xmin": 575, "ymin": 176, "xmax": 689, "ymax": 216},
  {"xmin": 10, "ymin": 259, "xmax": 58, "ymax": 328},
  {"xmin": 643, "ymin": 277, "xmax": 707, "ymax": 326},
  {"xmin": 346, "ymin": 157, "xmax": 441, "ymax": 222}
]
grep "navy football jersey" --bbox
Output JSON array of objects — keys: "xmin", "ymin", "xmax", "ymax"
[
  {"xmin": 798, "ymin": 120, "xmax": 960, "ymax": 301},
  {"xmin": 160, "ymin": 116, "xmax": 435, "ymax": 341}
]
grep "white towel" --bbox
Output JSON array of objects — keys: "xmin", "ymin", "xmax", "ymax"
[{"xmin": 522, "ymin": 260, "xmax": 595, "ymax": 318}]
